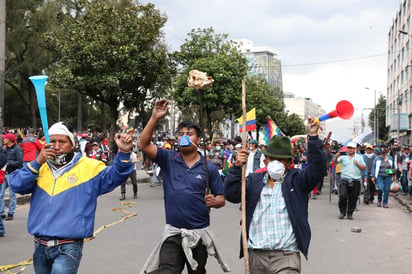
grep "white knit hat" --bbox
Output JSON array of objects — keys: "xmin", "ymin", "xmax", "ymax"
[{"xmin": 48, "ymin": 122, "xmax": 75, "ymax": 145}]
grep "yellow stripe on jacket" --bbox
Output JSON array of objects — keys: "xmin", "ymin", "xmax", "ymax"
[{"xmin": 37, "ymin": 157, "xmax": 107, "ymax": 196}]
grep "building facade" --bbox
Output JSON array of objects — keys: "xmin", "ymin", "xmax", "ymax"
[
  {"xmin": 231, "ymin": 38, "xmax": 283, "ymax": 92},
  {"xmin": 388, "ymin": 0, "xmax": 412, "ymax": 144},
  {"xmin": 283, "ymin": 92, "xmax": 327, "ymax": 139}
]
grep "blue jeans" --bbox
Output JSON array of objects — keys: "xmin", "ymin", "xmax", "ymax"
[
  {"xmin": 400, "ymin": 170, "xmax": 409, "ymax": 194},
  {"xmin": 0, "ymin": 175, "xmax": 16, "ymax": 216},
  {"xmin": 151, "ymin": 163, "xmax": 158, "ymax": 186},
  {"xmin": 33, "ymin": 240, "xmax": 83, "ymax": 274},
  {"xmin": 376, "ymin": 176, "xmax": 392, "ymax": 204},
  {"xmin": 0, "ymin": 217, "xmax": 4, "ymax": 235}
]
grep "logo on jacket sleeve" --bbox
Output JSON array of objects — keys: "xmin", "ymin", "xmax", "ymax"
[{"xmin": 68, "ymin": 174, "xmax": 78, "ymax": 184}]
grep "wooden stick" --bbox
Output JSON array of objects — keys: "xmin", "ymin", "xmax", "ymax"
[{"xmin": 241, "ymin": 79, "xmax": 250, "ymax": 273}]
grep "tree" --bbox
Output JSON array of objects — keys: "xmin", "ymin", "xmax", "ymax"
[
  {"xmin": 240, "ymin": 76, "xmax": 284, "ymax": 140},
  {"xmin": 171, "ymin": 28, "xmax": 248, "ymax": 134},
  {"xmin": 43, "ymin": 0, "xmax": 171, "ymax": 140},
  {"xmin": 368, "ymin": 94, "xmax": 388, "ymax": 143},
  {"xmin": 5, "ymin": 0, "xmax": 59, "ymax": 127},
  {"xmin": 273, "ymin": 112, "xmax": 306, "ymax": 137}
]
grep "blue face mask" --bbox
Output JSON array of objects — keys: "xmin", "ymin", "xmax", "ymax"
[{"xmin": 178, "ymin": 135, "xmax": 192, "ymax": 147}]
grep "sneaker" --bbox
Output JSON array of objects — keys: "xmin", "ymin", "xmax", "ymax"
[
  {"xmin": 5, "ymin": 214, "xmax": 13, "ymax": 221},
  {"xmin": 338, "ymin": 213, "xmax": 345, "ymax": 219},
  {"xmin": 383, "ymin": 204, "xmax": 388, "ymax": 208},
  {"xmin": 377, "ymin": 202, "xmax": 382, "ymax": 207},
  {"xmin": 347, "ymin": 214, "xmax": 353, "ymax": 220}
]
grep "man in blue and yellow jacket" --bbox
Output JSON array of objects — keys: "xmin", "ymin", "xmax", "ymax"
[{"xmin": 9, "ymin": 122, "xmax": 133, "ymax": 274}]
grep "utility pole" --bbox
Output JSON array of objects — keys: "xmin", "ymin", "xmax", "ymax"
[{"xmin": 0, "ymin": 0, "xmax": 5, "ymax": 133}]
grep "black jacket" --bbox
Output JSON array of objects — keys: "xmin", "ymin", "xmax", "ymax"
[
  {"xmin": 224, "ymin": 135, "xmax": 327, "ymax": 259},
  {"xmin": 4, "ymin": 143, "xmax": 23, "ymax": 173}
]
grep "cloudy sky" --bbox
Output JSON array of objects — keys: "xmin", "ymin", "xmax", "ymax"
[{"xmin": 141, "ymin": 0, "xmax": 402, "ymax": 142}]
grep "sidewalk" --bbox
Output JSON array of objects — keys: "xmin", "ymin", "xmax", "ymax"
[
  {"xmin": 3, "ymin": 169, "xmax": 152, "ymax": 207},
  {"xmin": 394, "ymin": 192, "xmax": 412, "ymax": 211}
]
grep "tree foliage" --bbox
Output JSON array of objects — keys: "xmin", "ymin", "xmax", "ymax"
[
  {"xmin": 368, "ymin": 94, "xmax": 388, "ymax": 143},
  {"xmin": 171, "ymin": 28, "xmax": 248, "ymax": 133},
  {"xmin": 42, "ymin": 0, "xmax": 171, "ymax": 138},
  {"xmin": 5, "ymin": 0, "xmax": 60, "ymax": 127}
]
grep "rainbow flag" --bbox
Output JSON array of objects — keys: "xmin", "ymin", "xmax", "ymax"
[
  {"xmin": 262, "ymin": 118, "xmax": 285, "ymax": 145},
  {"xmin": 237, "ymin": 108, "xmax": 256, "ymax": 132}
]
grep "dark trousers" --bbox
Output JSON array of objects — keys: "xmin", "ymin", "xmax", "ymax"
[
  {"xmin": 120, "ymin": 171, "xmax": 137, "ymax": 194},
  {"xmin": 159, "ymin": 234, "xmax": 208, "ymax": 274},
  {"xmin": 339, "ymin": 179, "xmax": 360, "ymax": 215},
  {"xmin": 363, "ymin": 176, "xmax": 376, "ymax": 203}
]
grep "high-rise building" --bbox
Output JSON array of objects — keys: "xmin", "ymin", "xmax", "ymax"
[
  {"xmin": 231, "ymin": 38, "xmax": 283, "ymax": 92},
  {"xmin": 388, "ymin": 0, "xmax": 412, "ymax": 144}
]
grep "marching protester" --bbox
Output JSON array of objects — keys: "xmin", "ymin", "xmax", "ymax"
[
  {"xmin": 371, "ymin": 144, "xmax": 395, "ymax": 208},
  {"xmin": 21, "ymin": 128, "xmax": 43, "ymax": 163},
  {"xmin": 8, "ymin": 122, "xmax": 133, "ymax": 273},
  {"xmin": 224, "ymin": 117, "xmax": 327, "ymax": 273},
  {"xmin": 245, "ymin": 139, "xmax": 264, "ymax": 176},
  {"xmin": 0, "ymin": 147, "xmax": 8, "ymax": 236},
  {"xmin": 0, "ymin": 133, "xmax": 23, "ymax": 221},
  {"xmin": 397, "ymin": 145, "xmax": 410, "ymax": 196},
  {"xmin": 139, "ymin": 99, "xmax": 229, "ymax": 274},
  {"xmin": 334, "ymin": 142, "xmax": 366, "ymax": 219},
  {"xmin": 362, "ymin": 143, "xmax": 377, "ymax": 204}
]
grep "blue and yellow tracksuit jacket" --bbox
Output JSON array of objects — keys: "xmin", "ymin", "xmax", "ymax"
[{"xmin": 9, "ymin": 151, "xmax": 133, "ymax": 239}]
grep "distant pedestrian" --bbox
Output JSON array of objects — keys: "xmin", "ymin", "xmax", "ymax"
[
  {"xmin": 362, "ymin": 143, "xmax": 377, "ymax": 204},
  {"xmin": 334, "ymin": 142, "xmax": 366, "ymax": 220},
  {"xmin": 372, "ymin": 144, "xmax": 395, "ymax": 208},
  {"xmin": 0, "ymin": 133, "xmax": 23, "ymax": 221},
  {"xmin": 397, "ymin": 145, "xmax": 410, "ymax": 195},
  {"xmin": 0, "ymin": 147, "xmax": 8, "ymax": 236}
]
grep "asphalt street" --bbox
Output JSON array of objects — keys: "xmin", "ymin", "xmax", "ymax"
[{"xmin": 1, "ymin": 172, "xmax": 412, "ymax": 274}]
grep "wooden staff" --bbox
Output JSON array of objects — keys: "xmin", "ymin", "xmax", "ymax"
[{"xmin": 241, "ymin": 79, "xmax": 250, "ymax": 273}]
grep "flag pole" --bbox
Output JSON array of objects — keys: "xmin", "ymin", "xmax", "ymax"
[{"xmin": 241, "ymin": 79, "xmax": 250, "ymax": 274}]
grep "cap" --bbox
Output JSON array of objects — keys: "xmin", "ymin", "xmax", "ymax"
[
  {"xmin": 365, "ymin": 143, "xmax": 373, "ymax": 149},
  {"xmin": 1, "ymin": 133, "xmax": 16, "ymax": 143},
  {"xmin": 346, "ymin": 141, "xmax": 356, "ymax": 148},
  {"xmin": 248, "ymin": 139, "xmax": 258, "ymax": 145}
]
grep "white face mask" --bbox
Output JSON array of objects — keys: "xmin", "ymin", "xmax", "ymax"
[{"xmin": 267, "ymin": 160, "xmax": 285, "ymax": 180}]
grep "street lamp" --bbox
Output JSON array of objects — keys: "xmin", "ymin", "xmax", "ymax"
[{"xmin": 51, "ymin": 91, "xmax": 61, "ymax": 121}]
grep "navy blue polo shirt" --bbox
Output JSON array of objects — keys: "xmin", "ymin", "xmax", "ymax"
[{"xmin": 155, "ymin": 147, "xmax": 224, "ymax": 229}]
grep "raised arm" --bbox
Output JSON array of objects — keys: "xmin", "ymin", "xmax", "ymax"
[{"xmin": 137, "ymin": 99, "xmax": 169, "ymax": 160}]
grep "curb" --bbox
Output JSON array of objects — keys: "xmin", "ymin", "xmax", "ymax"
[
  {"xmin": 5, "ymin": 194, "xmax": 31, "ymax": 207},
  {"xmin": 394, "ymin": 194, "xmax": 412, "ymax": 212}
]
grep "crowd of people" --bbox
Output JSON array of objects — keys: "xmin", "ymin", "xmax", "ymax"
[{"xmin": 1, "ymin": 101, "xmax": 411, "ymax": 273}]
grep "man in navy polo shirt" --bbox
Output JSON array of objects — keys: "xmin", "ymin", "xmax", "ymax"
[{"xmin": 139, "ymin": 99, "xmax": 228, "ymax": 274}]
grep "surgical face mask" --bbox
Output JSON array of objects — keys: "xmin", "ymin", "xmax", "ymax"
[
  {"xmin": 267, "ymin": 160, "xmax": 285, "ymax": 180},
  {"xmin": 49, "ymin": 151, "xmax": 75, "ymax": 166},
  {"xmin": 216, "ymin": 146, "xmax": 221, "ymax": 150},
  {"xmin": 178, "ymin": 135, "xmax": 194, "ymax": 148}
]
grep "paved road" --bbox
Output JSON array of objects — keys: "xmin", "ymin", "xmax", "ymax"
[{"xmin": 1, "ymin": 174, "xmax": 412, "ymax": 274}]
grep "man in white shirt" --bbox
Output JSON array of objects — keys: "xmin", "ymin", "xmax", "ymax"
[{"xmin": 245, "ymin": 139, "xmax": 264, "ymax": 176}]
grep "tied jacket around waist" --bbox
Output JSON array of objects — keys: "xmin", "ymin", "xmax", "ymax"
[
  {"xmin": 8, "ymin": 151, "xmax": 133, "ymax": 239},
  {"xmin": 224, "ymin": 135, "xmax": 327, "ymax": 259}
]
